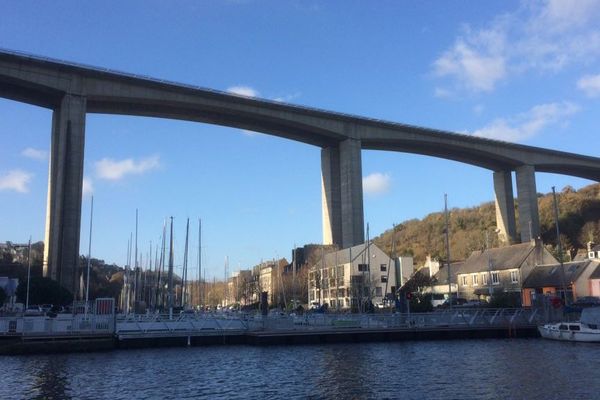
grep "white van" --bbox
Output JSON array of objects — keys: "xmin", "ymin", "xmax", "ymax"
[{"xmin": 430, "ymin": 293, "xmax": 446, "ymax": 308}]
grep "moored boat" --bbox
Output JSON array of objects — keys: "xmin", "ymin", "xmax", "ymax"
[
  {"xmin": 539, "ymin": 307, "xmax": 600, "ymax": 342},
  {"xmin": 538, "ymin": 322, "xmax": 600, "ymax": 342}
]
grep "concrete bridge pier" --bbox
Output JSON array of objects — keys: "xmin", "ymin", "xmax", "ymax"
[
  {"xmin": 516, "ymin": 165, "xmax": 540, "ymax": 243},
  {"xmin": 43, "ymin": 94, "xmax": 87, "ymax": 296},
  {"xmin": 321, "ymin": 138, "xmax": 365, "ymax": 249},
  {"xmin": 493, "ymin": 170, "xmax": 517, "ymax": 245}
]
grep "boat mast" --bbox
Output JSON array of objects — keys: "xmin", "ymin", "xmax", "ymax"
[
  {"xmin": 25, "ymin": 236, "xmax": 32, "ymax": 310},
  {"xmin": 167, "ymin": 216, "xmax": 174, "ymax": 319},
  {"xmin": 134, "ymin": 208, "xmax": 139, "ymax": 304},
  {"xmin": 85, "ymin": 196, "xmax": 94, "ymax": 317},
  {"xmin": 198, "ymin": 218, "xmax": 202, "ymax": 309},
  {"xmin": 126, "ymin": 232, "xmax": 132, "ymax": 314},
  {"xmin": 292, "ymin": 245, "xmax": 296, "ymax": 309},
  {"xmin": 152, "ymin": 243, "xmax": 159, "ymax": 310},
  {"xmin": 157, "ymin": 219, "xmax": 166, "ymax": 310},
  {"xmin": 366, "ymin": 222, "xmax": 371, "ymax": 308},
  {"xmin": 224, "ymin": 256, "xmax": 229, "ymax": 307},
  {"xmin": 182, "ymin": 218, "xmax": 190, "ymax": 308}
]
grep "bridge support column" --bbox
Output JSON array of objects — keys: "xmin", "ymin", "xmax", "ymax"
[
  {"xmin": 339, "ymin": 138, "xmax": 365, "ymax": 248},
  {"xmin": 321, "ymin": 138, "xmax": 364, "ymax": 249},
  {"xmin": 516, "ymin": 165, "xmax": 540, "ymax": 243},
  {"xmin": 43, "ymin": 94, "xmax": 87, "ymax": 297},
  {"xmin": 321, "ymin": 146, "xmax": 342, "ymax": 246},
  {"xmin": 493, "ymin": 171, "xmax": 517, "ymax": 245}
]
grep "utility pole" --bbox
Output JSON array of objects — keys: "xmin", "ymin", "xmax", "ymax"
[
  {"xmin": 552, "ymin": 187, "xmax": 569, "ymax": 306},
  {"xmin": 444, "ymin": 194, "xmax": 452, "ymax": 310}
]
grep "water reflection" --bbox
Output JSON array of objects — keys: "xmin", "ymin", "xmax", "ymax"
[
  {"xmin": 318, "ymin": 345, "xmax": 375, "ymax": 399},
  {"xmin": 28, "ymin": 357, "xmax": 71, "ymax": 400}
]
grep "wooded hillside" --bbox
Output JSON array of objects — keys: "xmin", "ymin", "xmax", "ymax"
[{"xmin": 373, "ymin": 183, "xmax": 600, "ymax": 266}]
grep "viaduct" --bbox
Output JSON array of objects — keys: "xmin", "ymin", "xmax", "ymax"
[{"xmin": 1, "ymin": 49, "xmax": 599, "ymax": 295}]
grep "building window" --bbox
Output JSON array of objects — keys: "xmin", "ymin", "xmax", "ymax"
[
  {"xmin": 492, "ymin": 272, "xmax": 500, "ymax": 285},
  {"xmin": 461, "ymin": 275, "xmax": 468, "ymax": 286},
  {"xmin": 337, "ymin": 265, "xmax": 344, "ymax": 278},
  {"xmin": 381, "ymin": 276, "xmax": 388, "ymax": 283},
  {"xmin": 472, "ymin": 274, "xmax": 478, "ymax": 286},
  {"xmin": 375, "ymin": 287, "xmax": 382, "ymax": 296},
  {"xmin": 358, "ymin": 264, "xmax": 369, "ymax": 272},
  {"xmin": 380, "ymin": 264, "xmax": 387, "ymax": 272},
  {"xmin": 482, "ymin": 273, "xmax": 488, "ymax": 285},
  {"xmin": 510, "ymin": 270, "xmax": 519, "ymax": 283},
  {"xmin": 323, "ymin": 269, "xmax": 328, "ymax": 279}
]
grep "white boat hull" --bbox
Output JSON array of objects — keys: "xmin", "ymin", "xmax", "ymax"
[{"xmin": 538, "ymin": 323, "xmax": 600, "ymax": 342}]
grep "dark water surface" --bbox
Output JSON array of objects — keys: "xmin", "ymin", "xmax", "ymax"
[{"xmin": 2, "ymin": 339, "xmax": 599, "ymax": 399}]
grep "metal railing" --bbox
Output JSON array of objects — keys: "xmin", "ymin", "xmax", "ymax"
[{"xmin": 0, "ymin": 308, "xmax": 543, "ymax": 338}]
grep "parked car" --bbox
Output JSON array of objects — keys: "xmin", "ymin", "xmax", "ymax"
[
  {"xmin": 430, "ymin": 293, "xmax": 446, "ymax": 308},
  {"xmin": 24, "ymin": 305, "xmax": 44, "ymax": 316},
  {"xmin": 460, "ymin": 299, "xmax": 488, "ymax": 308},
  {"xmin": 572, "ymin": 296, "xmax": 600, "ymax": 308},
  {"xmin": 41, "ymin": 304, "xmax": 53, "ymax": 313},
  {"xmin": 438, "ymin": 298, "xmax": 467, "ymax": 308}
]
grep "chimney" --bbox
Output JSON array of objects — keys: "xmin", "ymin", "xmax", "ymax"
[
  {"xmin": 533, "ymin": 238, "xmax": 544, "ymax": 265},
  {"xmin": 426, "ymin": 255, "xmax": 440, "ymax": 278}
]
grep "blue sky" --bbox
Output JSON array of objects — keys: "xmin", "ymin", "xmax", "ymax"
[{"xmin": 1, "ymin": 1, "xmax": 599, "ymax": 280}]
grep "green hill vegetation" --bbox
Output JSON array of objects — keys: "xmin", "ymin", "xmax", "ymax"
[{"xmin": 373, "ymin": 183, "xmax": 600, "ymax": 266}]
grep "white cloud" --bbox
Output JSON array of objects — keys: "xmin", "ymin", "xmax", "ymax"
[
  {"xmin": 433, "ymin": 32, "xmax": 507, "ymax": 92},
  {"xmin": 471, "ymin": 102, "xmax": 580, "ymax": 142},
  {"xmin": 273, "ymin": 92, "xmax": 301, "ymax": 103},
  {"xmin": 433, "ymin": 0, "xmax": 600, "ymax": 93},
  {"xmin": 363, "ymin": 173, "xmax": 391, "ymax": 196},
  {"xmin": 0, "ymin": 169, "xmax": 33, "ymax": 193},
  {"xmin": 577, "ymin": 74, "xmax": 600, "ymax": 97},
  {"xmin": 21, "ymin": 147, "xmax": 48, "ymax": 161},
  {"xmin": 82, "ymin": 177, "xmax": 94, "ymax": 196},
  {"xmin": 95, "ymin": 155, "xmax": 160, "ymax": 181},
  {"xmin": 227, "ymin": 85, "xmax": 259, "ymax": 97},
  {"xmin": 434, "ymin": 87, "xmax": 453, "ymax": 98}
]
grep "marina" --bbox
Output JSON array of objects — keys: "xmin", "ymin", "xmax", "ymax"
[{"xmin": 1, "ymin": 301, "xmax": 543, "ymax": 355}]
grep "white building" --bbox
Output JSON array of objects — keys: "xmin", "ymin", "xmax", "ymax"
[{"xmin": 308, "ymin": 243, "xmax": 405, "ymax": 310}]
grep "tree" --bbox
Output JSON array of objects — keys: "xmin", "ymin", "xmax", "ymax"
[{"xmin": 15, "ymin": 277, "xmax": 73, "ymax": 306}]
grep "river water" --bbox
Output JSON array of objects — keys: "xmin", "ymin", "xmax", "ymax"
[{"xmin": 2, "ymin": 339, "xmax": 599, "ymax": 399}]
